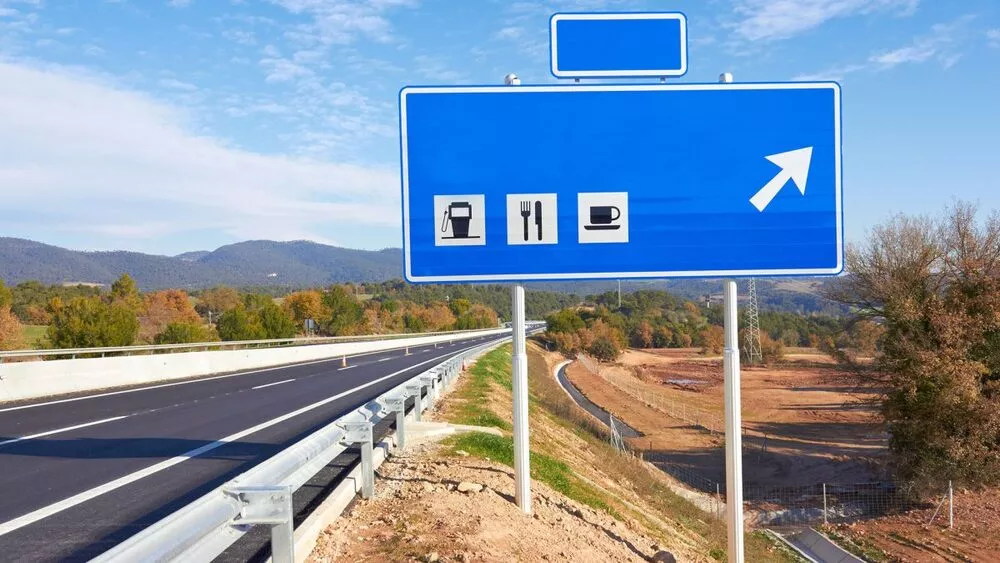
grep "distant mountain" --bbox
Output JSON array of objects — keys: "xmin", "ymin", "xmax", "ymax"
[
  {"xmin": 0, "ymin": 238, "xmax": 401, "ymax": 290},
  {"xmin": 174, "ymin": 250, "xmax": 210, "ymax": 262},
  {"xmin": 0, "ymin": 237, "xmax": 845, "ymax": 314}
]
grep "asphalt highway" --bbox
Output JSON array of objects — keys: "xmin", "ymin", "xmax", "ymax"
[{"xmin": 0, "ymin": 333, "xmax": 504, "ymax": 561}]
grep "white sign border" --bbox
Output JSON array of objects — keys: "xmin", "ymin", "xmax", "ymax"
[
  {"xmin": 549, "ymin": 12, "xmax": 689, "ymax": 79},
  {"xmin": 399, "ymin": 82, "xmax": 843, "ymax": 283}
]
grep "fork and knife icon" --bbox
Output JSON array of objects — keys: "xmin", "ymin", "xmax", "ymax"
[{"xmin": 520, "ymin": 200, "xmax": 543, "ymax": 241}]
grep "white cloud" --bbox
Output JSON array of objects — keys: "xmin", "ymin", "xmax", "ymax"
[
  {"xmin": 413, "ymin": 54, "xmax": 465, "ymax": 82},
  {"xmin": 729, "ymin": 0, "xmax": 919, "ymax": 42},
  {"xmin": 793, "ymin": 64, "xmax": 866, "ymax": 81},
  {"xmin": 259, "ymin": 53, "xmax": 314, "ymax": 82},
  {"xmin": 0, "ymin": 61, "xmax": 399, "ymax": 250},
  {"xmin": 494, "ymin": 26, "xmax": 522, "ymax": 40},
  {"xmin": 869, "ymin": 15, "xmax": 971, "ymax": 69},
  {"xmin": 222, "ymin": 28, "xmax": 256, "ymax": 45},
  {"xmin": 167, "ymin": 0, "xmax": 192, "ymax": 7},
  {"xmin": 158, "ymin": 77, "xmax": 198, "ymax": 91},
  {"xmin": 83, "ymin": 44, "xmax": 105, "ymax": 56},
  {"xmin": 269, "ymin": 0, "xmax": 417, "ymax": 46},
  {"xmin": 988, "ymin": 28, "xmax": 1000, "ymax": 48}
]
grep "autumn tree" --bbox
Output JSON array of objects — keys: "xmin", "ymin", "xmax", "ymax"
[
  {"xmin": 139, "ymin": 289, "xmax": 200, "ymax": 342},
  {"xmin": 0, "ymin": 284, "xmax": 23, "ymax": 350},
  {"xmin": 454, "ymin": 304, "xmax": 498, "ymax": 330},
  {"xmin": 699, "ymin": 325, "xmax": 724, "ymax": 355},
  {"xmin": 449, "ymin": 298, "xmax": 472, "ymax": 317},
  {"xmin": 631, "ymin": 321, "xmax": 653, "ymax": 348},
  {"xmin": 827, "ymin": 202, "xmax": 1000, "ymax": 489},
  {"xmin": 282, "ymin": 290, "xmax": 325, "ymax": 325},
  {"xmin": 196, "ymin": 286, "xmax": 241, "ymax": 317}
]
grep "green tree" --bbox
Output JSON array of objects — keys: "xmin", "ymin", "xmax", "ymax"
[
  {"xmin": 0, "ymin": 280, "xmax": 12, "ymax": 310},
  {"xmin": 216, "ymin": 305, "xmax": 266, "ymax": 341},
  {"xmin": 110, "ymin": 274, "xmax": 141, "ymax": 312},
  {"xmin": 155, "ymin": 322, "xmax": 218, "ymax": 344},
  {"xmin": 588, "ymin": 337, "xmax": 619, "ymax": 362},
  {"xmin": 449, "ymin": 298, "xmax": 472, "ymax": 317},
  {"xmin": 47, "ymin": 296, "xmax": 139, "ymax": 348},
  {"xmin": 322, "ymin": 285, "xmax": 363, "ymax": 336},
  {"xmin": 257, "ymin": 302, "xmax": 297, "ymax": 339}
]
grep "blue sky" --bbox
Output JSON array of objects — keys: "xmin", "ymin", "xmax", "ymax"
[{"xmin": 0, "ymin": 0, "xmax": 998, "ymax": 256}]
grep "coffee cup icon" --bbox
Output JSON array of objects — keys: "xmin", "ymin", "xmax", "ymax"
[{"xmin": 585, "ymin": 205, "xmax": 621, "ymax": 230}]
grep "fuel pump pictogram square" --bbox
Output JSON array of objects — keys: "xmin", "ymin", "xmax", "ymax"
[{"xmin": 434, "ymin": 195, "xmax": 486, "ymax": 246}]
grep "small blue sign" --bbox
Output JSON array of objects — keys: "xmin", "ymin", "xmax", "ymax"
[
  {"xmin": 550, "ymin": 13, "xmax": 687, "ymax": 78},
  {"xmin": 399, "ymin": 83, "xmax": 843, "ymax": 283}
]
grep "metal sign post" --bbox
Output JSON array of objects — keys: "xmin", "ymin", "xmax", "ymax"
[
  {"xmin": 723, "ymin": 281, "xmax": 745, "ymax": 562},
  {"xmin": 505, "ymin": 72, "xmax": 532, "ymax": 514}
]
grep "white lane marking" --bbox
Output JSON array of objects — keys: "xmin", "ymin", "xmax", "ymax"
[
  {"xmin": 0, "ymin": 349, "xmax": 470, "ymax": 537},
  {"xmin": 0, "ymin": 338, "xmax": 483, "ymax": 414},
  {"xmin": 251, "ymin": 379, "xmax": 295, "ymax": 390},
  {"xmin": 337, "ymin": 365, "xmax": 357, "ymax": 371},
  {"xmin": 0, "ymin": 416, "xmax": 130, "ymax": 448},
  {"xmin": 377, "ymin": 357, "xmax": 392, "ymax": 362}
]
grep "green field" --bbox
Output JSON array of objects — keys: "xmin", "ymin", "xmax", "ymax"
[{"xmin": 20, "ymin": 325, "xmax": 48, "ymax": 349}]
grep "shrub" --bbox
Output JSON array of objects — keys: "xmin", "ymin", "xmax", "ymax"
[{"xmin": 588, "ymin": 336, "xmax": 619, "ymax": 362}]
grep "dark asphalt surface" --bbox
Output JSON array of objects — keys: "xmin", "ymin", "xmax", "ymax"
[
  {"xmin": 0, "ymin": 334, "xmax": 503, "ymax": 561},
  {"xmin": 556, "ymin": 362, "xmax": 641, "ymax": 438}
]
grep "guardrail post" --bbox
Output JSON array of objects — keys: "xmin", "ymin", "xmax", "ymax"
[
  {"xmin": 341, "ymin": 421, "xmax": 375, "ymax": 499},
  {"xmin": 386, "ymin": 396, "xmax": 407, "ymax": 449},
  {"xmin": 226, "ymin": 485, "xmax": 295, "ymax": 563},
  {"xmin": 421, "ymin": 374, "xmax": 439, "ymax": 404},
  {"xmin": 407, "ymin": 384, "xmax": 424, "ymax": 421},
  {"xmin": 341, "ymin": 355, "xmax": 347, "ymax": 367}
]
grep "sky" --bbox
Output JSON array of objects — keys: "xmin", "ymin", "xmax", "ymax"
[{"xmin": 0, "ymin": 0, "xmax": 998, "ymax": 256}]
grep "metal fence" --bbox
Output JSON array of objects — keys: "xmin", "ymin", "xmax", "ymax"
[
  {"xmin": 92, "ymin": 337, "xmax": 508, "ymax": 563},
  {"xmin": 0, "ymin": 327, "xmax": 498, "ymax": 363},
  {"xmin": 577, "ymin": 355, "xmax": 956, "ymax": 528}
]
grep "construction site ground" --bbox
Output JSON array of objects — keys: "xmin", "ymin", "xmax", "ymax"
[{"xmin": 566, "ymin": 348, "xmax": 887, "ymax": 489}]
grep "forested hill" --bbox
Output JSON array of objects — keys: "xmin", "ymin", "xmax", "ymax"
[
  {"xmin": 0, "ymin": 238, "xmax": 401, "ymax": 289},
  {"xmin": 0, "ymin": 237, "xmax": 844, "ymax": 314}
]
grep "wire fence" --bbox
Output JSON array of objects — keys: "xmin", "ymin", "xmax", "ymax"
[
  {"xmin": 577, "ymin": 354, "xmax": 769, "ymax": 454},
  {"xmin": 579, "ymin": 354, "xmax": 956, "ymax": 528}
]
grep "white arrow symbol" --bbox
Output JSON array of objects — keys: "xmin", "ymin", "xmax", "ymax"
[{"xmin": 749, "ymin": 146, "xmax": 813, "ymax": 212}]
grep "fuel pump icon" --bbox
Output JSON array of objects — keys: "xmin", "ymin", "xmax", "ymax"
[{"xmin": 440, "ymin": 201, "xmax": 479, "ymax": 239}]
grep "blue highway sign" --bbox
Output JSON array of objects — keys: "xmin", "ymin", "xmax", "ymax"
[
  {"xmin": 399, "ymin": 83, "xmax": 843, "ymax": 283},
  {"xmin": 550, "ymin": 13, "xmax": 687, "ymax": 78}
]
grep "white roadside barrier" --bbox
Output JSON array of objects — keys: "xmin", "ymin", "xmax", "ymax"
[{"xmin": 0, "ymin": 329, "xmax": 509, "ymax": 403}]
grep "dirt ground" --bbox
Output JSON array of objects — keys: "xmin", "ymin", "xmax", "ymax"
[
  {"xmin": 566, "ymin": 348, "xmax": 888, "ymax": 489},
  {"xmin": 828, "ymin": 487, "xmax": 1000, "ymax": 562},
  {"xmin": 309, "ymin": 443, "xmax": 671, "ymax": 563}
]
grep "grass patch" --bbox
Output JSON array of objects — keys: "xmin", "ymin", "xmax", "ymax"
[
  {"xmin": 20, "ymin": 325, "xmax": 47, "ymax": 348},
  {"xmin": 445, "ymin": 432, "xmax": 615, "ymax": 516},
  {"xmin": 445, "ymin": 346, "xmax": 512, "ymax": 431}
]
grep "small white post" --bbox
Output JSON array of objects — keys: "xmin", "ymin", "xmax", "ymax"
[
  {"xmin": 723, "ymin": 280, "xmax": 745, "ymax": 563},
  {"xmin": 823, "ymin": 483, "xmax": 828, "ymax": 525},
  {"xmin": 949, "ymin": 480, "xmax": 954, "ymax": 528}
]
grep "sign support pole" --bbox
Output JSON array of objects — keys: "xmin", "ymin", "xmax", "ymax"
[
  {"xmin": 504, "ymin": 71, "xmax": 531, "ymax": 515},
  {"xmin": 511, "ymin": 283, "xmax": 531, "ymax": 513},
  {"xmin": 717, "ymin": 71, "xmax": 744, "ymax": 563},
  {"xmin": 723, "ymin": 280, "xmax": 744, "ymax": 562}
]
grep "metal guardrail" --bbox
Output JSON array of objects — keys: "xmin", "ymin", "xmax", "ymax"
[
  {"xmin": 0, "ymin": 327, "xmax": 498, "ymax": 363},
  {"xmin": 92, "ymin": 336, "xmax": 511, "ymax": 563}
]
